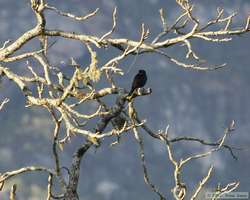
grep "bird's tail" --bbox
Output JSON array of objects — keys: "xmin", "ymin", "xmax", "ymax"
[
  {"xmin": 128, "ymin": 88, "xmax": 134, "ymax": 97},
  {"xmin": 126, "ymin": 88, "xmax": 135, "ymax": 102}
]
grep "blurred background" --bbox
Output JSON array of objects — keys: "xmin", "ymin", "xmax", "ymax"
[{"xmin": 0, "ymin": 0, "xmax": 250, "ymax": 199}]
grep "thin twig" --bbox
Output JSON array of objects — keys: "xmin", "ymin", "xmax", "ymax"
[
  {"xmin": 45, "ymin": 5, "xmax": 99, "ymax": 21},
  {"xmin": 9, "ymin": 184, "xmax": 17, "ymax": 200},
  {"xmin": 0, "ymin": 98, "xmax": 9, "ymax": 111}
]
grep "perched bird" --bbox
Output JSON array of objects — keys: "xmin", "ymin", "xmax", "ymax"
[{"xmin": 128, "ymin": 69, "xmax": 147, "ymax": 97}]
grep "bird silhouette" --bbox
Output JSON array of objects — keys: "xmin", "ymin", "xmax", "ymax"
[{"xmin": 128, "ymin": 70, "xmax": 147, "ymax": 97}]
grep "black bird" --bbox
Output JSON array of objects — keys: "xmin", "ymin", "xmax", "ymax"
[{"xmin": 128, "ymin": 69, "xmax": 147, "ymax": 96}]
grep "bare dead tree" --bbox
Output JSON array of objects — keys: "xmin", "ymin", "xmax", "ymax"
[{"xmin": 0, "ymin": 0, "xmax": 249, "ymax": 199}]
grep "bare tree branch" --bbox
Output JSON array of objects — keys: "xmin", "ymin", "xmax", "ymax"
[
  {"xmin": 190, "ymin": 166, "xmax": 213, "ymax": 200},
  {"xmin": 9, "ymin": 184, "xmax": 17, "ymax": 200},
  {"xmin": 45, "ymin": 5, "xmax": 99, "ymax": 21},
  {"xmin": 0, "ymin": 98, "xmax": 9, "ymax": 111}
]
